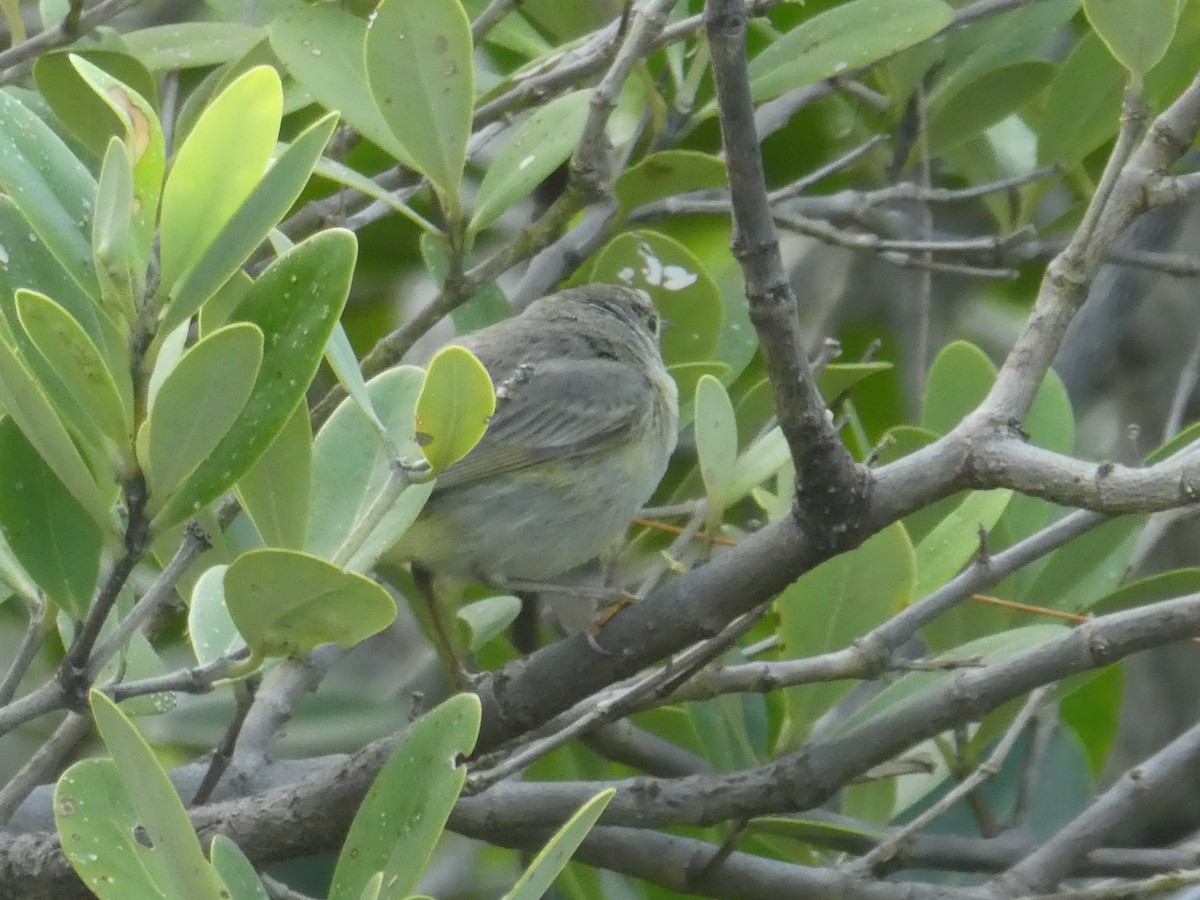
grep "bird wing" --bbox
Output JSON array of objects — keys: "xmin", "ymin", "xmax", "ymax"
[{"xmin": 431, "ymin": 358, "xmax": 652, "ymax": 491}]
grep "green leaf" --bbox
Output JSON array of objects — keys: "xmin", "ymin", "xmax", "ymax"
[
  {"xmin": 1084, "ymin": 0, "xmax": 1181, "ymax": 75},
  {"xmin": 458, "ymin": 594, "xmax": 523, "ymax": 652},
  {"xmin": 921, "ymin": 340, "xmax": 996, "ymax": 434},
  {"xmin": 236, "ymin": 403, "xmax": 312, "ymax": 550},
  {"xmin": 86, "ymin": 690, "xmax": 231, "ymax": 899},
  {"xmin": 270, "ymin": 4, "xmax": 412, "ymax": 163},
  {"xmin": 0, "ymin": 89, "xmax": 101, "ymax": 301},
  {"xmin": 928, "ymin": 60, "xmax": 1055, "ymax": 154},
  {"xmin": 329, "ymin": 694, "xmax": 481, "ymax": 900},
  {"xmin": 225, "ymin": 548, "xmax": 396, "ymax": 657},
  {"xmin": 747, "ymin": 0, "xmax": 955, "ymax": 104},
  {"xmin": 0, "ymin": 417, "xmax": 101, "ymax": 617},
  {"xmin": 188, "ymin": 564, "xmax": 244, "ymax": 666},
  {"xmin": 56, "ymin": 759, "xmax": 178, "ymax": 900},
  {"xmin": 1022, "ymin": 515, "xmax": 1141, "ymax": 613},
  {"xmin": 33, "ymin": 49, "xmax": 158, "ymax": 162},
  {"xmin": 694, "ymin": 375, "xmax": 738, "ymax": 514},
  {"xmin": 151, "ymin": 229, "xmax": 356, "ymax": 533},
  {"xmin": 15, "ymin": 288, "xmax": 131, "ymax": 447},
  {"xmin": 68, "ymin": 56, "xmax": 166, "ymax": 292},
  {"xmin": 470, "ymin": 89, "xmax": 591, "ymax": 234},
  {"xmin": 366, "ymin": 0, "xmax": 473, "ymax": 217},
  {"xmin": 914, "ymin": 489, "xmax": 1013, "ymax": 600},
  {"xmin": 122, "ymin": 22, "xmax": 267, "ymax": 70},
  {"xmin": 0, "ymin": 337, "xmax": 110, "ymax": 527},
  {"xmin": 834, "ymin": 625, "xmax": 1068, "ymax": 735},
  {"xmin": 818, "ymin": 362, "xmax": 894, "ymax": 400},
  {"xmin": 208, "ymin": 835, "xmax": 268, "ymax": 900},
  {"xmin": 614, "ymin": 150, "xmax": 728, "ymax": 217},
  {"xmin": 415, "ymin": 345, "xmax": 495, "ymax": 472},
  {"xmin": 163, "ymin": 112, "xmax": 338, "ymax": 337},
  {"xmin": 1038, "ymin": 31, "xmax": 1125, "ymax": 166},
  {"xmin": 0, "ymin": 197, "xmax": 122, "ymax": 374},
  {"xmin": 590, "ymin": 230, "xmax": 724, "ymax": 366},
  {"xmin": 503, "ymin": 789, "xmax": 615, "ymax": 900},
  {"xmin": 308, "ymin": 367, "xmax": 434, "ymax": 572},
  {"xmin": 92, "ymin": 138, "xmax": 137, "ymax": 322},
  {"xmin": 726, "ymin": 426, "xmax": 790, "ymax": 508},
  {"xmin": 158, "ymin": 65, "xmax": 282, "ymax": 295},
  {"xmin": 775, "ymin": 522, "xmax": 915, "ymax": 749},
  {"xmin": 146, "ymin": 324, "xmax": 263, "ymax": 509},
  {"xmin": 1093, "ymin": 568, "xmax": 1200, "ymax": 616},
  {"xmin": 1060, "ymin": 663, "xmax": 1122, "ymax": 776}
]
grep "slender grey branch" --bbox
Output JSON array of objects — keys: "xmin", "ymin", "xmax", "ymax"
[
  {"xmin": 0, "ymin": 714, "xmax": 90, "ymax": 826},
  {"xmin": 87, "ymin": 523, "xmax": 210, "ymax": 680},
  {"xmin": 853, "ymin": 687, "xmax": 1051, "ymax": 874},
  {"xmin": 0, "ymin": 601, "xmax": 47, "ymax": 707},
  {"xmin": 993, "ymin": 699, "xmax": 1200, "ymax": 894},
  {"xmin": 0, "ymin": 0, "xmax": 142, "ymax": 81}
]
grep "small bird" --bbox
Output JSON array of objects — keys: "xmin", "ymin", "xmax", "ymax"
[
  {"xmin": 385, "ymin": 284, "xmax": 679, "ymax": 675},
  {"xmin": 393, "ymin": 283, "xmax": 679, "ymax": 582}
]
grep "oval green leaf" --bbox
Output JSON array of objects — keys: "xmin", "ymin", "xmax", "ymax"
[
  {"xmin": 15, "ymin": 288, "xmax": 131, "ymax": 446},
  {"xmin": 188, "ymin": 564, "xmax": 244, "ymax": 666},
  {"xmin": 308, "ymin": 367, "xmax": 434, "ymax": 572},
  {"xmin": 0, "ymin": 89, "xmax": 100, "ymax": 301},
  {"xmin": 329, "ymin": 693, "xmax": 481, "ymax": 900},
  {"xmin": 162, "ymin": 112, "xmax": 338, "ymax": 337},
  {"xmin": 748, "ymin": 0, "xmax": 954, "ymax": 104},
  {"xmin": 1084, "ymin": 0, "xmax": 1181, "ymax": 75},
  {"xmin": 158, "ymin": 65, "xmax": 282, "ymax": 294},
  {"xmin": 921, "ymin": 340, "xmax": 996, "ymax": 434},
  {"xmin": 590, "ymin": 230, "xmax": 724, "ymax": 365},
  {"xmin": 928, "ymin": 59, "xmax": 1055, "ymax": 154},
  {"xmin": 56, "ymin": 759, "xmax": 184, "ymax": 900},
  {"xmin": 69, "ymin": 55, "xmax": 167, "ymax": 287},
  {"xmin": 270, "ymin": 3, "xmax": 411, "ymax": 163},
  {"xmin": 365, "ymin": 0, "xmax": 473, "ymax": 216},
  {"xmin": 87, "ymin": 690, "xmax": 231, "ymax": 899},
  {"xmin": 151, "ymin": 229, "xmax": 356, "ymax": 533},
  {"xmin": 1038, "ymin": 31, "xmax": 1125, "ymax": 166},
  {"xmin": 470, "ymin": 89, "xmax": 592, "ymax": 234},
  {"xmin": 415, "ymin": 345, "xmax": 495, "ymax": 473},
  {"xmin": 694, "ymin": 374, "xmax": 738, "ymax": 514},
  {"xmin": 235, "ymin": 402, "xmax": 312, "ymax": 550},
  {"xmin": 146, "ymin": 323, "xmax": 263, "ymax": 509},
  {"xmin": 0, "ymin": 337, "xmax": 110, "ymax": 527},
  {"xmin": 503, "ymin": 789, "xmax": 615, "ymax": 900},
  {"xmin": 0, "ymin": 417, "xmax": 102, "ymax": 617},
  {"xmin": 122, "ymin": 22, "xmax": 267, "ymax": 71},
  {"xmin": 614, "ymin": 150, "xmax": 728, "ymax": 217},
  {"xmin": 775, "ymin": 522, "xmax": 916, "ymax": 750},
  {"xmin": 224, "ymin": 548, "xmax": 397, "ymax": 657}
]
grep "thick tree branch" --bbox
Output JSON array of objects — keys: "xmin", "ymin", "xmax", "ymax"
[{"xmin": 706, "ymin": 0, "xmax": 869, "ymax": 549}]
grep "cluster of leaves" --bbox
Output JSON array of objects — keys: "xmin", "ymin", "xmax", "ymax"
[{"xmin": 0, "ymin": 0, "xmax": 1199, "ymax": 897}]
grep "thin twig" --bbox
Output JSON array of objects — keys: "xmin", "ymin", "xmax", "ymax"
[
  {"xmin": 87, "ymin": 522, "xmax": 211, "ymax": 680},
  {"xmin": 0, "ymin": 0, "xmax": 141, "ymax": 80},
  {"xmin": 0, "ymin": 713, "xmax": 91, "ymax": 825},
  {"xmin": 852, "ymin": 687, "xmax": 1050, "ymax": 873},
  {"xmin": 0, "ymin": 599, "xmax": 48, "ymax": 706}
]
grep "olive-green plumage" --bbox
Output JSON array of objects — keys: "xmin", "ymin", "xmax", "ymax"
[{"xmin": 387, "ymin": 284, "xmax": 679, "ymax": 583}]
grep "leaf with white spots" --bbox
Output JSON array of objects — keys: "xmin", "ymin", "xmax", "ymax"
[
  {"xmin": 591, "ymin": 230, "xmax": 724, "ymax": 366},
  {"xmin": 469, "ymin": 89, "xmax": 591, "ymax": 236},
  {"xmin": 150, "ymin": 229, "xmax": 356, "ymax": 533},
  {"xmin": 328, "ymin": 694, "xmax": 480, "ymax": 900}
]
